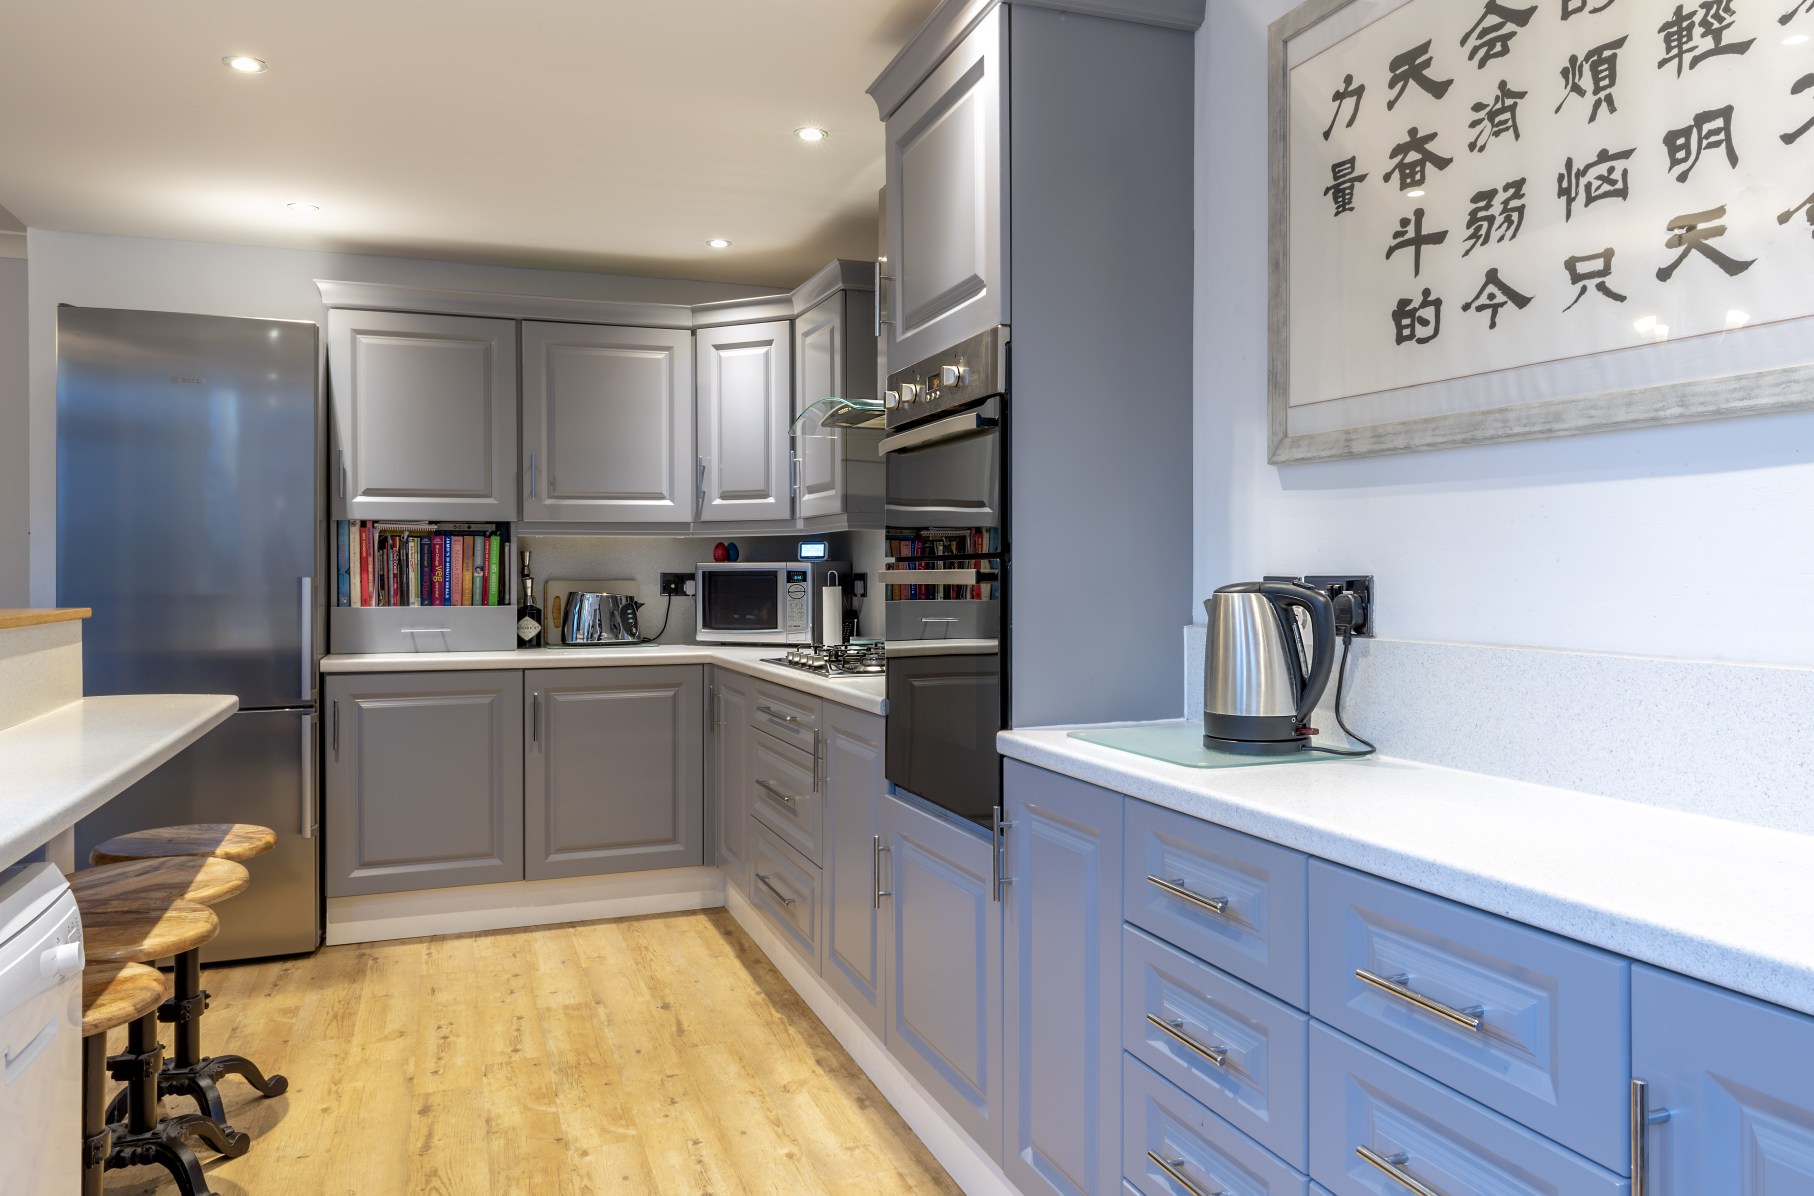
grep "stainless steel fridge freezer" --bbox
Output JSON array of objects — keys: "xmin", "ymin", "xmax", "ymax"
[{"xmin": 57, "ymin": 306, "xmax": 323, "ymax": 961}]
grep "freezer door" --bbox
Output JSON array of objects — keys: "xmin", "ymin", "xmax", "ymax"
[
  {"xmin": 57, "ymin": 307, "xmax": 319, "ymax": 708},
  {"xmin": 73, "ymin": 709, "xmax": 322, "ymax": 962}
]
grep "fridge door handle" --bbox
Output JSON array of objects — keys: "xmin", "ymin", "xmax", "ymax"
[
  {"xmin": 300, "ymin": 713, "xmax": 317, "ymax": 839},
  {"xmin": 299, "ymin": 576, "xmax": 315, "ymax": 703}
]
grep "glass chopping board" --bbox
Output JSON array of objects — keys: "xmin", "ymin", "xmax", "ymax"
[{"xmin": 1067, "ymin": 722, "xmax": 1355, "ymax": 770}]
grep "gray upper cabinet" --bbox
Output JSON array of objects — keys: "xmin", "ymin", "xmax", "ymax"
[
  {"xmin": 523, "ymin": 666, "xmax": 704, "ymax": 880},
  {"xmin": 794, "ymin": 291, "xmax": 883, "ymax": 521},
  {"xmin": 521, "ymin": 321, "xmax": 695, "ymax": 523},
  {"xmin": 323, "ymin": 670, "xmax": 524, "ymax": 896},
  {"xmin": 882, "ymin": 4, "xmax": 1009, "ymax": 371},
  {"xmin": 822, "ymin": 703, "xmax": 888, "ymax": 1037},
  {"xmin": 697, "ymin": 321, "xmax": 792, "ymax": 522},
  {"xmin": 327, "ymin": 310, "xmax": 518, "ymax": 521},
  {"xmin": 712, "ymin": 669, "xmax": 755, "ymax": 890}
]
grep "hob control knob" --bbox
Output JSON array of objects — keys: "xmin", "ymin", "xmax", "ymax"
[
  {"xmin": 939, "ymin": 364, "xmax": 966, "ymax": 387},
  {"xmin": 899, "ymin": 383, "xmax": 918, "ymax": 405},
  {"xmin": 884, "ymin": 389, "xmax": 900, "ymax": 409}
]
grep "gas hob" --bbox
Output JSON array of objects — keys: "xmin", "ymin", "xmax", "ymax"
[{"xmin": 763, "ymin": 642, "xmax": 887, "ymax": 678}]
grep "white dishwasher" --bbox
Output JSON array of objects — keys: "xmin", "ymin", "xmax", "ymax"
[{"xmin": 0, "ymin": 862, "xmax": 85, "ymax": 1194}]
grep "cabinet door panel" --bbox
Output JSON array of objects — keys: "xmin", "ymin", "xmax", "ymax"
[
  {"xmin": 1633, "ymin": 966, "xmax": 1814, "ymax": 1195},
  {"xmin": 324, "ymin": 671, "xmax": 523, "ymax": 895},
  {"xmin": 795, "ymin": 297, "xmax": 846, "ymax": 520},
  {"xmin": 1002, "ymin": 762, "xmax": 1123, "ymax": 1196},
  {"xmin": 328, "ymin": 310, "xmax": 517, "ymax": 520},
  {"xmin": 823, "ymin": 705, "xmax": 887, "ymax": 1035},
  {"xmin": 884, "ymin": 6, "xmax": 1008, "ymax": 370},
  {"xmin": 713, "ymin": 671, "xmax": 754, "ymax": 888},
  {"xmin": 885, "ymin": 790, "xmax": 1002, "ymax": 1156},
  {"xmin": 698, "ymin": 321, "xmax": 791, "ymax": 522},
  {"xmin": 522, "ymin": 322, "xmax": 694, "ymax": 523},
  {"xmin": 524, "ymin": 666, "xmax": 703, "ymax": 879}
]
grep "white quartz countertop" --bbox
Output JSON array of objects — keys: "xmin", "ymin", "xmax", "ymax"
[
  {"xmin": 0, "ymin": 694, "xmax": 238, "ymax": 872},
  {"xmin": 320, "ymin": 645, "xmax": 886, "ymax": 715},
  {"xmin": 1000, "ymin": 722, "xmax": 1814, "ymax": 1017}
]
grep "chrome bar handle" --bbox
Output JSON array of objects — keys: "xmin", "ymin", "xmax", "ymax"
[
  {"xmin": 756, "ymin": 874, "xmax": 795, "ymax": 906},
  {"xmin": 337, "ymin": 449, "xmax": 346, "ymax": 499},
  {"xmin": 697, "ymin": 455, "xmax": 708, "ymax": 518},
  {"xmin": 400, "ymin": 627, "xmax": 454, "ymax": 635},
  {"xmin": 1631, "ymin": 1079, "xmax": 1671, "ymax": 1196},
  {"xmin": 1146, "ymin": 1014, "xmax": 1228, "ymax": 1068},
  {"xmin": 991, "ymin": 808, "xmax": 1013, "ymax": 903},
  {"xmin": 299, "ymin": 713, "xmax": 317, "ymax": 839},
  {"xmin": 299, "ymin": 576, "xmax": 315, "ymax": 702},
  {"xmin": 873, "ymin": 836, "xmax": 892, "ymax": 909},
  {"xmin": 1356, "ymin": 1146, "xmax": 1444, "ymax": 1196},
  {"xmin": 331, "ymin": 699, "xmax": 340, "ymax": 757},
  {"xmin": 875, "ymin": 262, "xmax": 894, "ymax": 332},
  {"xmin": 789, "ymin": 451, "xmax": 799, "ymax": 499},
  {"xmin": 1145, "ymin": 1152, "xmax": 1222, "ymax": 1196},
  {"xmin": 528, "ymin": 451, "xmax": 537, "ymax": 499},
  {"xmin": 1356, "ymin": 968, "xmax": 1485, "ymax": 1032},
  {"xmin": 755, "ymin": 704, "xmax": 800, "ymax": 724},
  {"xmin": 1147, "ymin": 875, "xmax": 1230, "ymax": 916},
  {"xmin": 755, "ymin": 778, "xmax": 798, "ymax": 808},
  {"xmin": 532, "ymin": 692, "xmax": 542, "ymax": 745}
]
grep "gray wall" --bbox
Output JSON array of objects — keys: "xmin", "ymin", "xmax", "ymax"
[{"xmin": 0, "ymin": 254, "xmax": 27, "ymax": 607}]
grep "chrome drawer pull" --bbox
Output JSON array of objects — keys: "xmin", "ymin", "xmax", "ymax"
[
  {"xmin": 1356, "ymin": 968, "xmax": 1485, "ymax": 1032},
  {"xmin": 755, "ymin": 874, "xmax": 796, "ymax": 906},
  {"xmin": 1147, "ymin": 875, "xmax": 1230, "ymax": 916},
  {"xmin": 756, "ymin": 704, "xmax": 801, "ymax": 724},
  {"xmin": 1356, "ymin": 1146, "xmax": 1444, "ymax": 1196},
  {"xmin": 1145, "ymin": 1014, "xmax": 1228, "ymax": 1068},
  {"xmin": 1145, "ymin": 1151, "xmax": 1225, "ymax": 1196},
  {"xmin": 755, "ymin": 778, "xmax": 799, "ymax": 808},
  {"xmin": 1631, "ymin": 1078, "xmax": 1672, "ymax": 1196}
]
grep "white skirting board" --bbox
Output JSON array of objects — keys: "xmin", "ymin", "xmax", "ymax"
[
  {"xmin": 325, "ymin": 866, "xmax": 724, "ymax": 945},
  {"xmin": 722, "ymin": 884, "xmax": 1017, "ymax": 1196}
]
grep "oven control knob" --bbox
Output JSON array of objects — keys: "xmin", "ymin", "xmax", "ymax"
[
  {"xmin": 899, "ymin": 383, "xmax": 918, "ymax": 405},
  {"xmin": 884, "ymin": 389, "xmax": 900, "ymax": 409},
  {"xmin": 939, "ymin": 364, "xmax": 966, "ymax": 387}
]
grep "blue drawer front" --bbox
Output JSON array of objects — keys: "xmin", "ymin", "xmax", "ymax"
[
  {"xmin": 1309, "ymin": 1024, "xmax": 1628, "ymax": 1196},
  {"xmin": 1633, "ymin": 965, "xmax": 1814, "ymax": 1195},
  {"xmin": 1124, "ymin": 924, "xmax": 1308, "ymax": 1169},
  {"xmin": 1124, "ymin": 801, "xmax": 1308, "ymax": 1007},
  {"xmin": 1308, "ymin": 862, "xmax": 1630, "ymax": 1173},
  {"xmin": 1125, "ymin": 1054, "xmax": 1310, "ymax": 1196}
]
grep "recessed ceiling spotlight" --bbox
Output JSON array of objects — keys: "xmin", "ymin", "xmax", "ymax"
[
  {"xmin": 706, "ymin": 238, "xmax": 732, "ymax": 249},
  {"xmin": 286, "ymin": 201, "xmax": 319, "ymax": 215},
  {"xmin": 223, "ymin": 55, "xmax": 268, "ymax": 74},
  {"xmin": 794, "ymin": 127, "xmax": 829, "ymax": 143}
]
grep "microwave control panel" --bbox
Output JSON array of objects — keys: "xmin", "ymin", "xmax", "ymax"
[{"xmin": 784, "ymin": 569, "xmax": 809, "ymax": 633}]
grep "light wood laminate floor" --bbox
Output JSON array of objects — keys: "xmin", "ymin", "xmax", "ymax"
[{"xmin": 102, "ymin": 909, "xmax": 957, "ymax": 1195}]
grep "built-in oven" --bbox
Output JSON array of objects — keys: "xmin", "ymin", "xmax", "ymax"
[
  {"xmin": 881, "ymin": 327, "xmax": 1008, "ymax": 828},
  {"xmin": 695, "ymin": 560, "xmax": 851, "ymax": 645}
]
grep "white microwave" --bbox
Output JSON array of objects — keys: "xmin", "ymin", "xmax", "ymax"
[{"xmin": 695, "ymin": 560, "xmax": 851, "ymax": 644}]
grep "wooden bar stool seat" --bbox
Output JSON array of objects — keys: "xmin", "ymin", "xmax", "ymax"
[
  {"xmin": 71, "ymin": 856, "xmax": 250, "ymax": 908},
  {"xmin": 78, "ymin": 900, "xmax": 219, "ymax": 966},
  {"xmin": 90, "ymin": 823, "xmax": 277, "ymax": 866},
  {"xmin": 82, "ymin": 962, "xmax": 167, "ymax": 1038}
]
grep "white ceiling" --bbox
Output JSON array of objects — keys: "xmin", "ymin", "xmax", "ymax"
[{"xmin": 0, "ymin": 0, "xmax": 941, "ymax": 288}]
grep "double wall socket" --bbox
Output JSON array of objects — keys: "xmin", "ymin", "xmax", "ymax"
[
  {"xmin": 1263, "ymin": 574, "xmax": 1375, "ymax": 637},
  {"xmin": 658, "ymin": 573, "xmax": 694, "ymax": 598}
]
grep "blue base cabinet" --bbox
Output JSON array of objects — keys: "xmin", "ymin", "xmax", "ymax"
[
  {"xmin": 1632, "ymin": 965, "xmax": 1814, "ymax": 1194},
  {"xmin": 1002, "ymin": 762, "xmax": 1123, "ymax": 1196}
]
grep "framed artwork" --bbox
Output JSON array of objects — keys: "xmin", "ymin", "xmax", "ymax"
[{"xmin": 1268, "ymin": 0, "xmax": 1814, "ymax": 462}]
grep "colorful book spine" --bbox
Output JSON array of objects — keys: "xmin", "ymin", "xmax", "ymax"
[
  {"xmin": 490, "ymin": 536, "xmax": 502, "ymax": 605},
  {"xmin": 440, "ymin": 536, "xmax": 453, "ymax": 607}
]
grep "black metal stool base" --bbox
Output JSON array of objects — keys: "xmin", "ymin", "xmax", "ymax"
[
  {"xmin": 105, "ymin": 1114, "xmax": 236, "ymax": 1196},
  {"xmin": 113, "ymin": 1053, "xmax": 291, "ymax": 1128}
]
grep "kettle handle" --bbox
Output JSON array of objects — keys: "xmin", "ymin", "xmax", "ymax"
[{"xmin": 1259, "ymin": 581, "xmax": 1336, "ymax": 729}]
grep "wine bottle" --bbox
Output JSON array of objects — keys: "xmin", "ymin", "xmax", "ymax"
[{"xmin": 516, "ymin": 550, "xmax": 543, "ymax": 649}]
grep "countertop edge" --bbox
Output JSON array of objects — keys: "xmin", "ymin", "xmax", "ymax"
[
  {"xmin": 0, "ymin": 607, "xmax": 92, "ymax": 630},
  {"xmin": 0, "ymin": 694, "xmax": 239, "ymax": 872},
  {"xmin": 999, "ymin": 725, "xmax": 1814, "ymax": 1017}
]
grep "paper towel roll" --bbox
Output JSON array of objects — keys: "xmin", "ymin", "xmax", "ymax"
[{"xmin": 820, "ymin": 585, "xmax": 845, "ymax": 646}]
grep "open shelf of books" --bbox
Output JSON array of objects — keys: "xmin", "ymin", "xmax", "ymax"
[
  {"xmin": 329, "ymin": 520, "xmax": 518, "ymax": 653},
  {"xmin": 882, "ymin": 528, "xmax": 1001, "ymax": 641}
]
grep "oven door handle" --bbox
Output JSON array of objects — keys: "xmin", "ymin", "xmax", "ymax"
[{"xmin": 880, "ymin": 409, "xmax": 998, "ymax": 456}]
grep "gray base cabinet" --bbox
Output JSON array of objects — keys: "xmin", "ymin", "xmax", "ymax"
[
  {"xmin": 524, "ymin": 666, "xmax": 703, "ymax": 880},
  {"xmin": 710, "ymin": 670, "xmax": 754, "ymax": 889},
  {"xmin": 324, "ymin": 671, "xmax": 524, "ymax": 896},
  {"xmin": 823, "ymin": 705, "xmax": 887, "ymax": 1036},
  {"xmin": 1002, "ymin": 762, "xmax": 1123, "ymax": 1196},
  {"xmin": 882, "ymin": 790, "xmax": 1002, "ymax": 1156}
]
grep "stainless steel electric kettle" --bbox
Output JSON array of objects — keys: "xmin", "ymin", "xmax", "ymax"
[{"xmin": 1202, "ymin": 580, "xmax": 1336, "ymax": 755}]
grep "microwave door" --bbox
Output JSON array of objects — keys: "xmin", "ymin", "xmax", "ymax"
[{"xmin": 701, "ymin": 570, "xmax": 780, "ymax": 633}]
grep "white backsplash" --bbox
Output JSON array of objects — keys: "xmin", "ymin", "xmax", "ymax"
[{"xmin": 1183, "ymin": 625, "xmax": 1814, "ymax": 835}]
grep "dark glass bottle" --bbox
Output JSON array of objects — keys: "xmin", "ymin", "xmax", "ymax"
[{"xmin": 516, "ymin": 551, "xmax": 543, "ymax": 648}]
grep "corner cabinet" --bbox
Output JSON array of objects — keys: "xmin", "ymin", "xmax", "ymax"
[
  {"xmin": 696, "ymin": 321, "xmax": 792, "ymax": 522},
  {"xmin": 323, "ymin": 670, "xmax": 525, "ymax": 896},
  {"xmin": 882, "ymin": 4, "xmax": 1009, "ymax": 371},
  {"xmin": 327, "ymin": 310, "xmax": 519, "ymax": 520},
  {"xmin": 794, "ymin": 290, "xmax": 883, "ymax": 522},
  {"xmin": 523, "ymin": 666, "xmax": 703, "ymax": 880},
  {"xmin": 520, "ymin": 321, "xmax": 696, "ymax": 523},
  {"xmin": 822, "ymin": 703, "xmax": 888, "ymax": 1037}
]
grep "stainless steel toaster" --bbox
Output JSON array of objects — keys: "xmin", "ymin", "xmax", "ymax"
[{"xmin": 561, "ymin": 592, "xmax": 642, "ymax": 644}]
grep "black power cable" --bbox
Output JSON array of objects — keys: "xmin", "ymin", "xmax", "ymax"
[
  {"xmin": 639, "ymin": 594, "xmax": 675, "ymax": 644},
  {"xmin": 1309, "ymin": 623, "xmax": 1377, "ymax": 758}
]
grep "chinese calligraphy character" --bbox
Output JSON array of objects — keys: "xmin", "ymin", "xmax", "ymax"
[
  {"xmin": 1461, "ymin": 269, "xmax": 1535, "ymax": 329},
  {"xmin": 1555, "ymin": 37, "xmax": 1628, "ymax": 121},
  {"xmin": 1392, "ymin": 290, "xmax": 1443, "ymax": 344},
  {"xmin": 1656, "ymin": 205, "xmax": 1755, "ymax": 281},
  {"xmin": 1557, "ymin": 147, "xmax": 1635, "ymax": 220},
  {"xmin": 1658, "ymin": 1, "xmax": 1755, "ymax": 76},
  {"xmin": 1462, "ymin": 178, "xmax": 1529, "ymax": 254},
  {"xmin": 1783, "ymin": 73, "xmax": 1814, "ymax": 145},
  {"xmin": 1469, "ymin": 80, "xmax": 1529, "ymax": 151},
  {"xmin": 1387, "ymin": 41, "xmax": 1455, "ymax": 109},
  {"xmin": 1461, "ymin": 1, "xmax": 1539, "ymax": 68},
  {"xmin": 1663, "ymin": 106, "xmax": 1738, "ymax": 182},
  {"xmin": 1323, "ymin": 74, "xmax": 1366, "ymax": 140},
  {"xmin": 1564, "ymin": 0, "xmax": 1617, "ymax": 17},
  {"xmin": 1779, "ymin": 190, "xmax": 1814, "ymax": 235},
  {"xmin": 1386, "ymin": 208, "xmax": 1451, "ymax": 276},
  {"xmin": 1325, "ymin": 157, "xmax": 1370, "ymax": 216},
  {"xmin": 1383, "ymin": 127, "xmax": 1454, "ymax": 190},
  {"xmin": 1562, "ymin": 249, "xmax": 1627, "ymax": 310}
]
